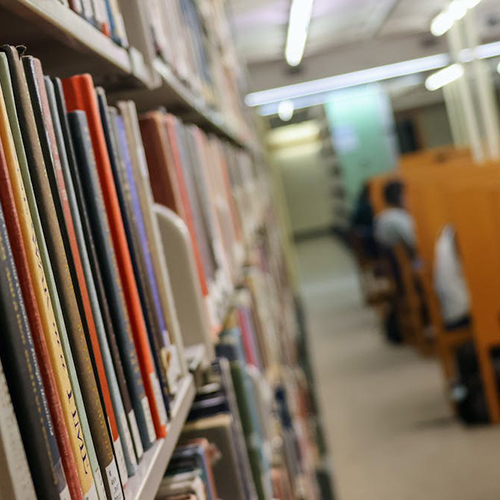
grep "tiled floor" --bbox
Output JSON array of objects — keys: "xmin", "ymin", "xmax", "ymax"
[{"xmin": 296, "ymin": 236, "xmax": 500, "ymax": 500}]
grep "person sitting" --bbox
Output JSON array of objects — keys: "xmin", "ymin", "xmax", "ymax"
[
  {"xmin": 374, "ymin": 180, "xmax": 416, "ymax": 256},
  {"xmin": 433, "ymin": 224, "xmax": 471, "ymax": 330}
]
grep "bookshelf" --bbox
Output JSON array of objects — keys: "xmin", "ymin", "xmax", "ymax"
[
  {"xmin": 124, "ymin": 374, "xmax": 196, "ymax": 500},
  {"xmin": 0, "ymin": 1, "xmax": 257, "ymax": 150}
]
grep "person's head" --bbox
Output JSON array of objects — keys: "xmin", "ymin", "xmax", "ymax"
[{"xmin": 383, "ymin": 180, "xmax": 404, "ymax": 208}]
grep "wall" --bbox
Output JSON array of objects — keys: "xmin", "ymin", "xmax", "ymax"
[
  {"xmin": 269, "ymin": 122, "xmax": 335, "ymax": 237},
  {"xmin": 419, "ymin": 103, "xmax": 453, "ymax": 149}
]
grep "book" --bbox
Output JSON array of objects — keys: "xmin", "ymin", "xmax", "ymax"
[
  {"xmin": 45, "ymin": 76, "xmax": 134, "ymax": 481},
  {"xmin": 0, "ymin": 130, "xmax": 67, "ymax": 500},
  {"xmin": 0, "ymin": 44, "xmax": 99, "ymax": 500},
  {"xmin": 0, "ymin": 51, "xmax": 84, "ymax": 500},
  {"xmin": 23, "ymin": 55, "xmax": 122, "ymax": 500},
  {"xmin": 68, "ymin": 109, "xmax": 155, "ymax": 452},
  {"xmin": 63, "ymin": 73, "xmax": 167, "ymax": 439},
  {"xmin": 0, "ymin": 354, "xmax": 36, "ymax": 500}
]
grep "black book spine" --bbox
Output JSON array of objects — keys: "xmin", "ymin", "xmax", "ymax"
[
  {"xmin": 0, "ymin": 195, "xmax": 68, "ymax": 499},
  {"xmin": 68, "ymin": 110, "xmax": 154, "ymax": 451}
]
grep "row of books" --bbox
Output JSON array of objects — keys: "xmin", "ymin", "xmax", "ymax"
[
  {"xmin": 59, "ymin": 0, "xmax": 128, "ymax": 47},
  {"xmin": 144, "ymin": 0, "xmax": 246, "ymax": 129},
  {"xmin": 140, "ymin": 108, "xmax": 266, "ymax": 333},
  {"xmin": 52, "ymin": 0, "xmax": 249, "ymax": 142},
  {"xmin": 158, "ymin": 256, "xmax": 322, "ymax": 499},
  {"xmin": 0, "ymin": 42, "xmax": 223, "ymax": 500}
]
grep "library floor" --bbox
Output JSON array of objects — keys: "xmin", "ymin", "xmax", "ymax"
[{"xmin": 295, "ymin": 236, "xmax": 500, "ymax": 500}]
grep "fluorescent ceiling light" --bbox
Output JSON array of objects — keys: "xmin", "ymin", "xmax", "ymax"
[
  {"xmin": 448, "ymin": 0, "xmax": 467, "ymax": 21},
  {"xmin": 278, "ymin": 100, "xmax": 295, "ymax": 121},
  {"xmin": 425, "ymin": 63, "xmax": 464, "ymax": 91},
  {"xmin": 463, "ymin": 0, "xmax": 482, "ymax": 8},
  {"xmin": 431, "ymin": 12, "xmax": 454, "ymax": 36},
  {"xmin": 246, "ymin": 53, "xmax": 449, "ymax": 107},
  {"xmin": 285, "ymin": 0, "xmax": 314, "ymax": 67}
]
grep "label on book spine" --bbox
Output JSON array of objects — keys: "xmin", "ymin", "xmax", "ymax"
[
  {"xmin": 105, "ymin": 458, "xmax": 124, "ymax": 500},
  {"xmin": 141, "ymin": 396, "xmax": 156, "ymax": 443},
  {"xmin": 127, "ymin": 411, "xmax": 143, "ymax": 460},
  {"xmin": 150, "ymin": 373, "xmax": 167, "ymax": 426},
  {"xmin": 59, "ymin": 484, "xmax": 71, "ymax": 500},
  {"xmin": 113, "ymin": 434, "xmax": 127, "ymax": 487},
  {"xmin": 166, "ymin": 345, "xmax": 181, "ymax": 396},
  {"xmin": 120, "ymin": 412, "xmax": 137, "ymax": 468},
  {"xmin": 94, "ymin": 467, "xmax": 105, "ymax": 500}
]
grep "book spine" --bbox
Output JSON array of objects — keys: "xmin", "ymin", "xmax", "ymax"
[
  {"xmin": 23, "ymin": 56, "xmax": 122, "ymax": 500},
  {"xmin": 68, "ymin": 110, "xmax": 154, "ymax": 452},
  {"xmin": 165, "ymin": 115, "xmax": 209, "ymax": 297},
  {"xmin": 45, "ymin": 76, "xmax": 135, "ymax": 480},
  {"xmin": 0, "ymin": 52, "xmax": 83, "ymax": 500},
  {"xmin": 0, "ymin": 140, "xmax": 65, "ymax": 500},
  {"xmin": 62, "ymin": 74, "xmax": 167, "ymax": 439},
  {"xmin": 110, "ymin": 109, "xmax": 171, "ymax": 417}
]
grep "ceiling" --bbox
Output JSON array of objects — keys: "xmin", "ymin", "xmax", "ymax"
[{"xmin": 229, "ymin": 0, "xmax": 500, "ymax": 66}]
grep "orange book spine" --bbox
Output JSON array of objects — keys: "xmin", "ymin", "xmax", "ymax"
[
  {"xmin": 62, "ymin": 74, "xmax": 167, "ymax": 438},
  {"xmin": 165, "ymin": 114, "xmax": 209, "ymax": 296}
]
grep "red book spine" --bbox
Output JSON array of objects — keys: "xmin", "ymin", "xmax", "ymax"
[
  {"xmin": 34, "ymin": 63, "xmax": 121, "ymax": 450},
  {"xmin": 62, "ymin": 74, "xmax": 167, "ymax": 438},
  {"xmin": 165, "ymin": 114, "xmax": 208, "ymax": 296},
  {"xmin": 0, "ymin": 130, "xmax": 83, "ymax": 500}
]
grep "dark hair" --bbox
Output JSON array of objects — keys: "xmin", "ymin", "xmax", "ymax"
[{"xmin": 383, "ymin": 180, "xmax": 404, "ymax": 207}]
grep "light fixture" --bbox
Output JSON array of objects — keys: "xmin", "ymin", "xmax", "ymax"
[
  {"xmin": 285, "ymin": 0, "xmax": 314, "ymax": 67},
  {"xmin": 246, "ymin": 53, "xmax": 450, "ymax": 107},
  {"xmin": 278, "ymin": 100, "xmax": 295, "ymax": 121},
  {"xmin": 462, "ymin": 0, "xmax": 482, "ymax": 8},
  {"xmin": 431, "ymin": 12, "xmax": 454, "ymax": 36},
  {"xmin": 448, "ymin": 0, "xmax": 467, "ymax": 21},
  {"xmin": 425, "ymin": 63, "xmax": 464, "ymax": 91},
  {"xmin": 496, "ymin": 61, "xmax": 500, "ymax": 75}
]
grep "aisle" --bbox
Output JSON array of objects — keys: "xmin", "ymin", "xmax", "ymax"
[{"xmin": 296, "ymin": 236, "xmax": 500, "ymax": 500}]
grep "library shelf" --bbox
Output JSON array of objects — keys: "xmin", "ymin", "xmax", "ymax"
[
  {"xmin": 124, "ymin": 374, "xmax": 196, "ymax": 500},
  {"xmin": 0, "ymin": 0, "xmax": 148, "ymax": 87},
  {"xmin": 112, "ymin": 57, "xmax": 251, "ymax": 150}
]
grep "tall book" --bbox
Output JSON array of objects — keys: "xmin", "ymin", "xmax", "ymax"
[
  {"xmin": 63, "ymin": 74, "xmax": 168, "ymax": 438},
  {"xmin": 0, "ymin": 128, "xmax": 67, "ymax": 500},
  {"xmin": 52, "ymin": 77, "xmax": 144, "ymax": 463},
  {"xmin": 22, "ymin": 55, "xmax": 123, "ymax": 500},
  {"xmin": 68, "ymin": 110, "xmax": 156, "ymax": 451},
  {"xmin": 0, "ymin": 51, "xmax": 84, "ymax": 500},
  {"xmin": 0, "ymin": 355, "xmax": 36, "ymax": 500},
  {"xmin": 0, "ymin": 45, "xmax": 100, "ymax": 499}
]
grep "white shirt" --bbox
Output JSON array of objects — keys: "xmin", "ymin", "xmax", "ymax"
[
  {"xmin": 375, "ymin": 207, "xmax": 416, "ymax": 250},
  {"xmin": 434, "ymin": 225, "xmax": 470, "ymax": 324}
]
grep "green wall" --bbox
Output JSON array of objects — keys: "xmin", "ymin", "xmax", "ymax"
[{"xmin": 324, "ymin": 84, "xmax": 398, "ymax": 210}]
